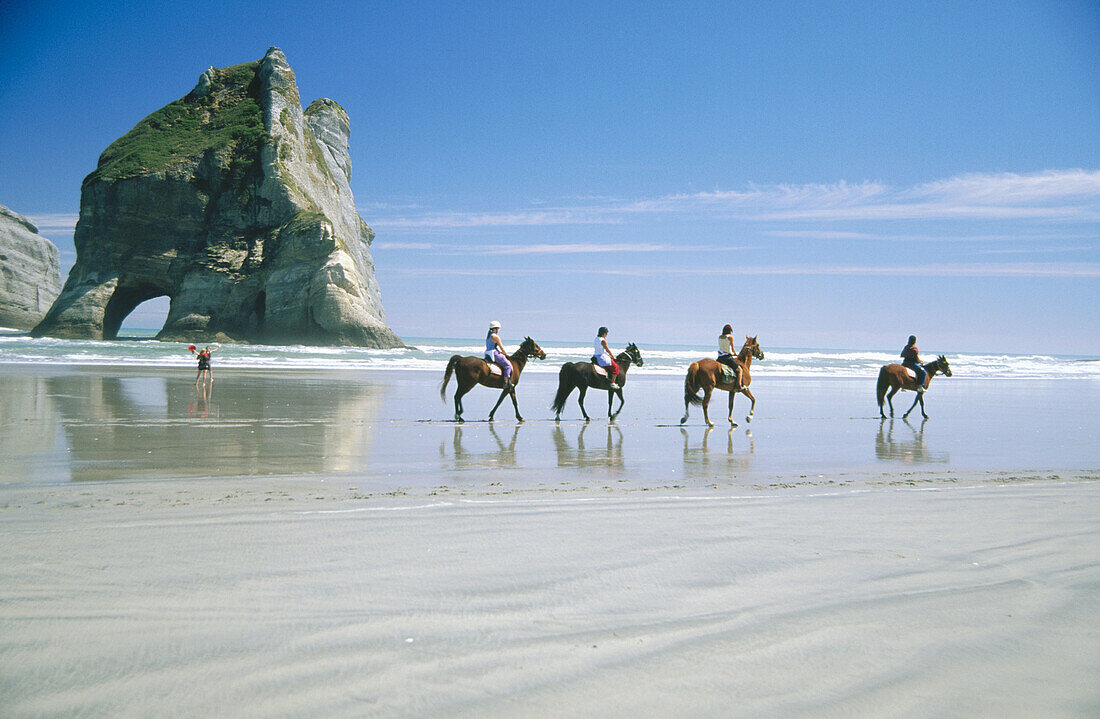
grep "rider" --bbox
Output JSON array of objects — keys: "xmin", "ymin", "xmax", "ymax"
[
  {"xmin": 901, "ymin": 335, "xmax": 927, "ymax": 392},
  {"xmin": 484, "ymin": 321, "xmax": 514, "ymax": 390},
  {"xmin": 717, "ymin": 323, "xmax": 744, "ymax": 387},
  {"xmin": 593, "ymin": 326, "xmax": 621, "ymax": 389}
]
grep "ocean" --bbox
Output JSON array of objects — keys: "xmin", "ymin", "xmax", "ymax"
[{"xmin": 1, "ymin": 329, "xmax": 1097, "ymax": 380}]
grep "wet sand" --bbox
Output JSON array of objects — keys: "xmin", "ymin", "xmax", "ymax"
[{"xmin": 1, "ymin": 365, "xmax": 1098, "ymax": 717}]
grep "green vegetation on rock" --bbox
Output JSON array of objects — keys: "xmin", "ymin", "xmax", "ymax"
[
  {"xmin": 92, "ymin": 61, "xmax": 265, "ymax": 181},
  {"xmin": 279, "ymin": 108, "xmax": 297, "ymax": 137}
]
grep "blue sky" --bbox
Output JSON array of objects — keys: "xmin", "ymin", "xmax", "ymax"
[{"xmin": 1, "ymin": 0, "xmax": 1097, "ymax": 353}]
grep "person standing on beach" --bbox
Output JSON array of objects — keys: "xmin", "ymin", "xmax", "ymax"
[
  {"xmin": 717, "ymin": 323, "xmax": 744, "ymax": 387},
  {"xmin": 901, "ymin": 335, "xmax": 926, "ymax": 391},
  {"xmin": 191, "ymin": 344, "xmax": 217, "ymax": 391},
  {"xmin": 593, "ymin": 327, "xmax": 621, "ymax": 389},
  {"xmin": 484, "ymin": 321, "xmax": 514, "ymax": 390}
]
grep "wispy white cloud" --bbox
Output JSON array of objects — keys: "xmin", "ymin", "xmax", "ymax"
[
  {"xmin": 370, "ymin": 168, "xmax": 1100, "ymax": 229},
  {"xmin": 376, "ymin": 209, "xmax": 616, "ymax": 229},
  {"xmin": 371, "ymin": 241, "xmax": 727, "ymax": 254},
  {"xmin": 386, "ymin": 262, "xmax": 1100, "ymax": 279},
  {"xmin": 26, "ymin": 213, "xmax": 79, "ymax": 231}
]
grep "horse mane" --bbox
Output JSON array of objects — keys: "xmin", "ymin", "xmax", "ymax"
[{"xmin": 737, "ymin": 337, "xmax": 755, "ymax": 361}]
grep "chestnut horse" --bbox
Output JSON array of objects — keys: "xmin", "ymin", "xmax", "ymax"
[
  {"xmin": 680, "ymin": 336, "xmax": 764, "ymax": 427},
  {"xmin": 551, "ymin": 343, "xmax": 644, "ymax": 422},
  {"xmin": 877, "ymin": 355, "xmax": 952, "ymax": 420},
  {"xmin": 440, "ymin": 336, "xmax": 546, "ymax": 422}
]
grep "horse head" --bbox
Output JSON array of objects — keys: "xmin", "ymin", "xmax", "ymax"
[
  {"xmin": 624, "ymin": 342, "xmax": 643, "ymax": 367},
  {"xmin": 936, "ymin": 355, "xmax": 952, "ymax": 376},
  {"xmin": 749, "ymin": 336, "xmax": 764, "ymax": 360},
  {"xmin": 522, "ymin": 336, "xmax": 546, "ymax": 360}
]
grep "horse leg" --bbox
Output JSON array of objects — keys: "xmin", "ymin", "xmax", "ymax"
[
  {"xmin": 453, "ymin": 383, "xmax": 471, "ymax": 422},
  {"xmin": 742, "ymin": 388, "xmax": 756, "ymax": 423},
  {"xmin": 702, "ymin": 386, "xmax": 714, "ymax": 427},
  {"xmin": 886, "ymin": 387, "xmax": 900, "ymax": 418},
  {"xmin": 727, "ymin": 390, "xmax": 738, "ymax": 427},
  {"xmin": 578, "ymin": 386, "xmax": 590, "ymax": 422},
  {"xmin": 488, "ymin": 384, "xmax": 510, "ymax": 421},
  {"xmin": 607, "ymin": 386, "xmax": 615, "ymax": 421},
  {"xmin": 611, "ymin": 387, "xmax": 624, "ymax": 420},
  {"xmin": 509, "ymin": 385, "xmax": 524, "ymax": 423},
  {"xmin": 902, "ymin": 391, "xmax": 921, "ymax": 420}
]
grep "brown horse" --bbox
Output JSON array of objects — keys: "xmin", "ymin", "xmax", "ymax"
[
  {"xmin": 877, "ymin": 355, "xmax": 952, "ymax": 419},
  {"xmin": 440, "ymin": 336, "xmax": 546, "ymax": 422},
  {"xmin": 681, "ymin": 336, "xmax": 765, "ymax": 427},
  {"xmin": 551, "ymin": 343, "xmax": 644, "ymax": 422}
]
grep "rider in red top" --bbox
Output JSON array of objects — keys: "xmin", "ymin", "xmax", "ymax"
[{"xmin": 901, "ymin": 335, "xmax": 927, "ymax": 391}]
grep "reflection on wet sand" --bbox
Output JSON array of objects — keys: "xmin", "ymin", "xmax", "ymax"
[
  {"xmin": 552, "ymin": 423, "xmax": 624, "ymax": 471},
  {"xmin": 875, "ymin": 418, "xmax": 949, "ymax": 464},
  {"xmin": 0, "ymin": 375, "xmax": 63, "ymax": 481},
  {"xmin": 441, "ymin": 423, "xmax": 523, "ymax": 470},
  {"xmin": 680, "ymin": 426, "xmax": 754, "ymax": 479},
  {"xmin": 35, "ymin": 371, "xmax": 387, "ymax": 480}
]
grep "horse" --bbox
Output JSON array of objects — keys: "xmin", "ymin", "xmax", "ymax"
[
  {"xmin": 877, "ymin": 355, "xmax": 952, "ymax": 419},
  {"xmin": 680, "ymin": 336, "xmax": 764, "ymax": 427},
  {"xmin": 551, "ymin": 343, "xmax": 644, "ymax": 422},
  {"xmin": 440, "ymin": 336, "xmax": 546, "ymax": 422}
]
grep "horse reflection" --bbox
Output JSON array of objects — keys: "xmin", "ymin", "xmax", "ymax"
[
  {"xmin": 680, "ymin": 426, "xmax": 754, "ymax": 479},
  {"xmin": 552, "ymin": 423, "xmax": 623, "ymax": 471},
  {"xmin": 875, "ymin": 418, "xmax": 949, "ymax": 464},
  {"xmin": 442, "ymin": 423, "xmax": 522, "ymax": 470}
]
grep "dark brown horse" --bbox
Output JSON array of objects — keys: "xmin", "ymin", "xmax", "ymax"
[
  {"xmin": 681, "ymin": 336, "xmax": 764, "ymax": 427},
  {"xmin": 440, "ymin": 337, "xmax": 546, "ymax": 422},
  {"xmin": 877, "ymin": 355, "xmax": 952, "ymax": 419},
  {"xmin": 551, "ymin": 343, "xmax": 643, "ymax": 422}
]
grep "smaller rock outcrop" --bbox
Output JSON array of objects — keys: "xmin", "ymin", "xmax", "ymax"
[{"xmin": 0, "ymin": 205, "xmax": 62, "ymax": 329}]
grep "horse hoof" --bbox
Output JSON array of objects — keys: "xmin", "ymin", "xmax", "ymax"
[
  {"xmin": 517, "ymin": 416, "xmax": 525, "ymax": 423},
  {"xmin": 707, "ymin": 422, "xmax": 715, "ymax": 428}
]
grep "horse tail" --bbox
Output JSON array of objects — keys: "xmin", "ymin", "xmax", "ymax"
[
  {"xmin": 551, "ymin": 363, "xmax": 575, "ymax": 414},
  {"xmin": 684, "ymin": 362, "xmax": 704, "ymax": 406},
  {"xmin": 876, "ymin": 366, "xmax": 890, "ymax": 409},
  {"xmin": 441, "ymin": 355, "xmax": 461, "ymax": 402}
]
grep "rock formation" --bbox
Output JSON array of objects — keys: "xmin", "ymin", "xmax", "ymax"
[
  {"xmin": 0, "ymin": 204, "xmax": 61, "ymax": 329},
  {"xmin": 33, "ymin": 47, "xmax": 402, "ymax": 347}
]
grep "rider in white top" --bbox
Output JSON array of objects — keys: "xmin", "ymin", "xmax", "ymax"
[
  {"xmin": 593, "ymin": 326, "xmax": 620, "ymax": 389},
  {"xmin": 716, "ymin": 323, "xmax": 743, "ymax": 387}
]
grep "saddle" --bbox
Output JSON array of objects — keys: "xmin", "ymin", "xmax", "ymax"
[
  {"xmin": 719, "ymin": 364, "xmax": 738, "ymax": 385},
  {"xmin": 590, "ymin": 356, "xmax": 608, "ymax": 377},
  {"xmin": 484, "ymin": 358, "xmax": 504, "ymax": 376}
]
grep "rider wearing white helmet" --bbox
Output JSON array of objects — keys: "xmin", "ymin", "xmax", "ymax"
[{"xmin": 484, "ymin": 321, "xmax": 514, "ymax": 389}]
